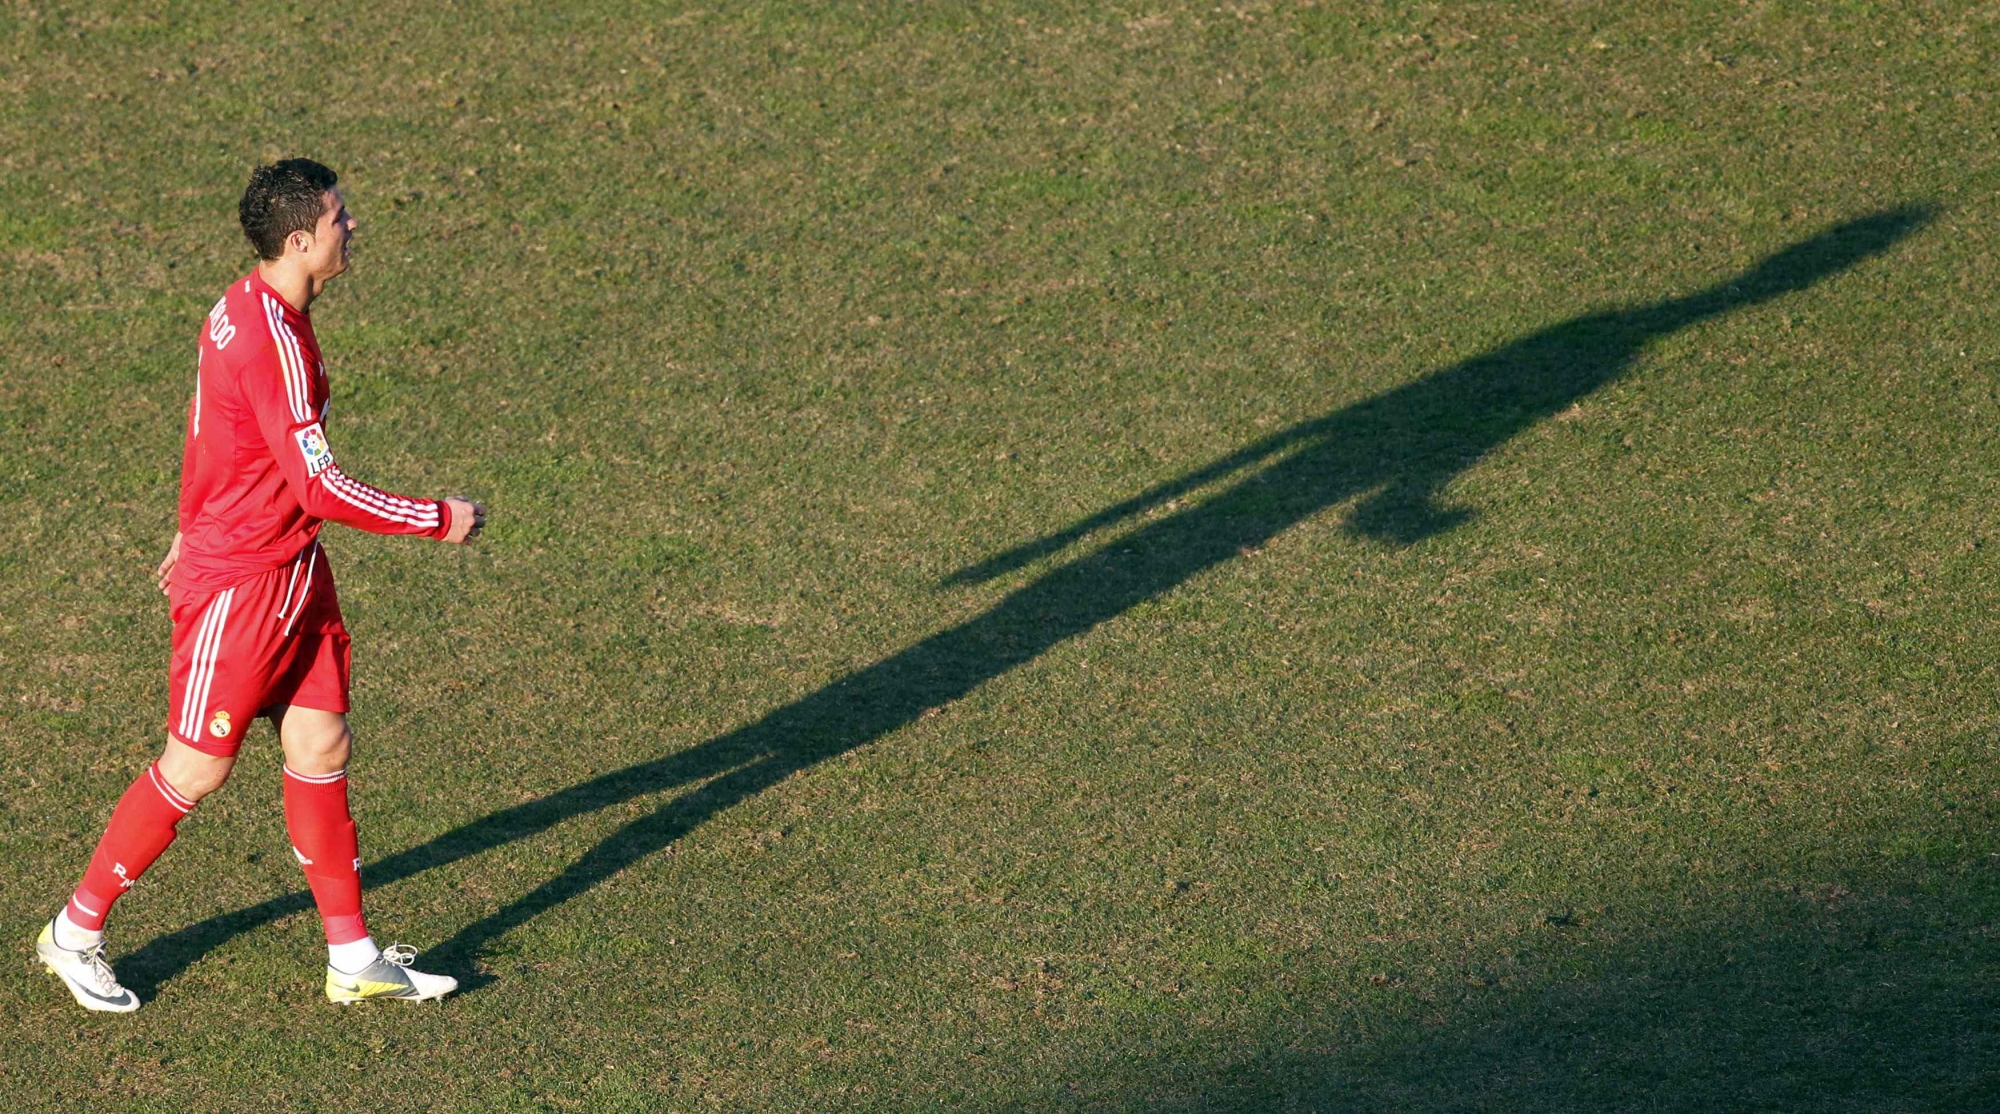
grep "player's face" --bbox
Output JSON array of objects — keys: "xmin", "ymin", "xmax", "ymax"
[{"xmin": 303, "ymin": 188, "xmax": 357, "ymax": 280}]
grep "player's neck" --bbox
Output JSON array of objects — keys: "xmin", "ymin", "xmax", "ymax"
[{"xmin": 256, "ymin": 259, "xmax": 322, "ymax": 315}]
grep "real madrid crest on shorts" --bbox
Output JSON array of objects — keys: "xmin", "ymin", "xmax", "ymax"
[{"xmin": 209, "ymin": 709, "xmax": 233, "ymax": 739}]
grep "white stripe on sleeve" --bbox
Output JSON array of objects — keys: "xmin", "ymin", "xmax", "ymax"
[
  {"xmin": 325, "ymin": 466, "xmax": 436, "ymax": 515},
  {"xmin": 322, "ymin": 470, "xmax": 440, "ymax": 527},
  {"xmin": 260, "ymin": 295, "xmax": 310, "ymax": 422},
  {"xmin": 321, "ymin": 473, "xmax": 437, "ymax": 527}
]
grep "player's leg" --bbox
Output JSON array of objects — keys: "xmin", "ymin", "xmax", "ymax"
[
  {"xmin": 270, "ymin": 631, "xmax": 455, "ymax": 1003},
  {"xmin": 159, "ymin": 735, "xmax": 238, "ymax": 799},
  {"xmin": 270, "ymin": 618, "xmax": 369, "ymax": 969},
  {"xmin": 275, "ymin": 702, "xmax": 371, "ymax": 964},
  {"xmin": 37, "ymin": 736, "xmax": 238, "ymax": 1013},
  {"xmin": 69, "ymin": 580, "xmax": 262, "ymax": 935},
  {"xmin": 40, "ymin": 575, "xmax": 286, "ymax": 1013},
  {"xmin": 61, "ymin": 736, "xmax": 236, "ymax": 938}
]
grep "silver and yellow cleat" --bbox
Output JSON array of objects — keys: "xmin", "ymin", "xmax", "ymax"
[
  {"xmin": 325, "ymin": 943, "xmax": 458, "ymax": 1005},
  {"xmin": 36, "ymin": 919, "xmax": 140, "ymax": 1014}
]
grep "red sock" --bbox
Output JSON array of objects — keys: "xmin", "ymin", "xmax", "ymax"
[
  {"xmin": 68, "ymin": 763, "xmax": 197, "ymax": 931},
  {"xmin": 283, "ymin": 766, "xmax": 369, "ymax": 944}
]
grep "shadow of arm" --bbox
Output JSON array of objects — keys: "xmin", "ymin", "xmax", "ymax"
[{"xmin": 942, "ymin": 416, "xmax": 1334, "ymax": 585}]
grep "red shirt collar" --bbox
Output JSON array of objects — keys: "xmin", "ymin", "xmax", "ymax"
[{"xmin": 246, "ymin": 267, "xmax": 306, "ymax": 319}]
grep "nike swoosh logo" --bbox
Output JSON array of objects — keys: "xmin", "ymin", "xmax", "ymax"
[
  {"xmin": 331, "ymin": 978, "xmax": 416, "ymax": 997},
  {"xmin": 40, "ymin": 943, "xmax": 135, "ymax": 1006},
  {"xmin": 64, "ymin": 976, "xmax": 134, "ymax": 1007}
]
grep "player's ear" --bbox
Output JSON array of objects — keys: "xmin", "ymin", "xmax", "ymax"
[{"xmin": 286, "ymin": 228, "xmax": 312, "ymax": 256}]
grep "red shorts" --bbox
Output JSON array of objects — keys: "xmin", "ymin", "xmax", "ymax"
[{"xmin": 167, "ymin": 541, "xmax": 349, "ymax": 757}]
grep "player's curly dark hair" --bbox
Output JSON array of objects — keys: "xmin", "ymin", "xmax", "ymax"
[{"xmin": 238, "ymin": 159, "xmax": 338, "ymax": 260}]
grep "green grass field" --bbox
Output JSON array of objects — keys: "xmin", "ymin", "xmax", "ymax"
[{"xmin": 4, "ymin": 1, "xmax": 1999, "ymax": 1109}]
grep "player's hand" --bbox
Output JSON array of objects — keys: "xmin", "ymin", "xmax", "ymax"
[
  {"xmin": 155, "ymin": 532, "xmax": 182, "ymax": 595},
  {"xmin": 442, "ymin": 497, "xmax": 486, "ymax": 544}
]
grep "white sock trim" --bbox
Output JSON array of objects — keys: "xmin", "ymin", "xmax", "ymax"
[
  {"xmin": 54, "ymin": 907, "xmax": 104, "ymax": 950},
  {"xmin": 328, "ymin": 936, "xmax": 380, "ymax": 974}
]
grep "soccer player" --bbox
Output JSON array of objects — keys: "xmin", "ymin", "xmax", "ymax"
[{"xmin": 35, "ymin": 158, "xmax": 486, "ymax": 1011}]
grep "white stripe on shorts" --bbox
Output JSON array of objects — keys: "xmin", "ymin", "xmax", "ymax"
[
  {"xmin": 176, "ymin": 594, "xmax": 225, "ymax": 739},
  {"xmin": 177, "ymin": 589, "xmax": 233, "ymax": 740},
  {"xmin": 282, "ymin": 544, "xmax": 318, "ymax": 636}
]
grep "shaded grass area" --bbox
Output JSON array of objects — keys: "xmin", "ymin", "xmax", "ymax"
[
  {"xmin": 3, "ymin": 1, "xmax": 1998, "ymax": 1110},
  {"xmin": 1012, "ymin": 859, "xmax": 2000, "ymax": 1112}
]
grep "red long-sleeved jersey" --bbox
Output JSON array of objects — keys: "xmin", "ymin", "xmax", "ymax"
[{"xmin": 172, "ymin": 269, "xmax": 453, "ymax": 594}]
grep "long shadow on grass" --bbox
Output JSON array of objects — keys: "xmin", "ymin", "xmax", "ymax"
[
  {"xmin": 1003, "ymin": 860, "xmax": 2000, "ymax": 1111},
  {"xmin": 118, "ymin": 206, "xmax": 1929, "ymax": 997}
]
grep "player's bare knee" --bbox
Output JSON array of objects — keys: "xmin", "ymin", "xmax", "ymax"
[
  {"xmin": 285, "ymin": 723, "xmax": 352, "ymax": 775},
  {"xmin": 168, "ymin": 762, "xmax": 233, "ymax": 800},
  {"xmin": 159, "ymin": 735, "xmax": 235, "ymax": 801},
  {"xmin": 319, "ymin": 725, "xmax": 354, "ymax": 770},
  {"xmin": 276, "ymin": 704, "xmax": 354, "ymax": 775}
]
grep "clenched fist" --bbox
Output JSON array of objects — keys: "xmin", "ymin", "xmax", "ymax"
[{"xmin": 442, "ymin": 497, "xmax": 487, "ymax": 544}]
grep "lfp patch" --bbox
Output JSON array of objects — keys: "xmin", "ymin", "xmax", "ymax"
[{"xmin": 294, "ymin": 422, "xmax": 334, "ymax": 478}]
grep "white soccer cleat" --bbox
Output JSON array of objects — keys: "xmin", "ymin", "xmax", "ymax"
[
  {"xmin": 325, "ymin": 943, "xmax": 458, "ymax": 1005},
  {"xmin": 35, "ymin": 919, "xmax": 140, "ymax": 1013}
]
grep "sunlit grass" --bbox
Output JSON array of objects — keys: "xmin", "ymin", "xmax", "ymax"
[{"xmin": 2, "ymin": 2, "xmax": 1996, "ymax": 1110}]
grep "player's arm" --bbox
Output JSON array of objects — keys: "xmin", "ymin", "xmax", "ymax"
[{"xmin": 240, "ymin": 343, "xmax": 479, "ymax": 542}]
